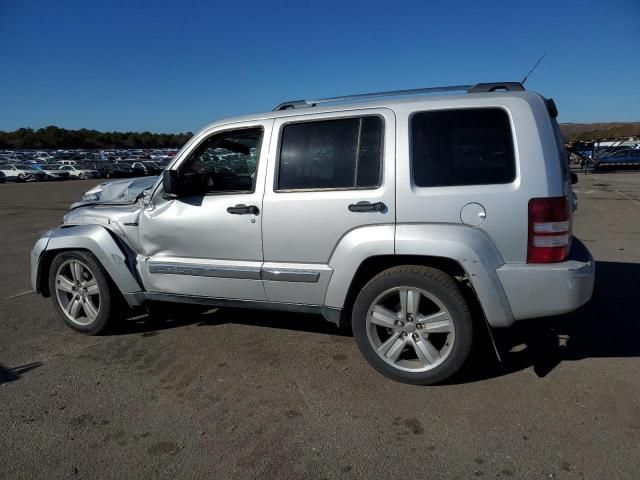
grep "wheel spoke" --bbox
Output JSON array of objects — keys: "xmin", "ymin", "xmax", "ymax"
[
  {"xmin": 56, "ymin": 275, "xmax": 75, "ymax": 293},
  {"xmin": 423, "ymin": 320, "xmax": 452, "ymax": 333},
  {"xmin": 71, "ymin": 261, "xmax": 83, "ymax": 283},
  {"xmin": 399, "ymin": 288, "xmax": 420, "ymax": 318},
  {"xmin": 413, "ymin": 336, "xmax": 440, "ymax": 364},
  {"xmin": 369, "ymin": 305, "xmax": 398, "ymax": 328},
  {"xmin": 378, "ymin": 333, "xmax": 406, "ymax": 362},
  {"xmin": 85, "ymin": 279, "xmax": 99, "ymax": 296},
  {"xmin": 83, "ymin": 298, "xmax": 99, "ymax": 321},
  {"xmin": 66, "ymin": 296, "xmax": 82, "ymax": 318},
  {"xmin": 419, "ymin": 311, "xmax": 452, "ymax": 333}
]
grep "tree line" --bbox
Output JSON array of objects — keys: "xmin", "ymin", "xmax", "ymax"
[
  {"xmin": 0, "ymin": 126, "xmax": 193, "ymax": 149},
  {"xmin": 560, "ymin": 122, "xmax": 640, "ymax": 142}
]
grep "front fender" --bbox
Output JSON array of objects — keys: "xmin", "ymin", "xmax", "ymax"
[
  {"xmin": 396, "ymin": 224, "xmax": 514, "ymax": 327},
  {"xmin": 32, "ymin": 224, "xmax": 144, "ymax": 306}
]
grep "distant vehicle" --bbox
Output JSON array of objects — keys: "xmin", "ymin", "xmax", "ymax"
[
  {"xmin": 594, "ymin": 149, "xmax": 640, "ymax": 171},
  {"xmin": 33, "ymin": 151, "xmax": 55, "ymax": 162},
  {"xmin": 0, "ymin": 164, "xmax": 47, "ymax": 182},
  {"xmin": 131, "ymin": 161, "xmax": 162, "ymax": 176},
  {"xmin": 142, "ymin": 161, "xmax": 165, "ymax": 174},
  {"xmin": 104, "ymin": 163, "xmax": 136, "ymax": 179},
  {"xmin": 57, "ymin": 165, "xmax": 99, "ymax": 179},
  {"xmin": 31, "ymin": 164, "xmax": 72, "ymax": 181},
  {"xmin": 57, "ymin": 160, "xmax": 78, "ymax": 166}
]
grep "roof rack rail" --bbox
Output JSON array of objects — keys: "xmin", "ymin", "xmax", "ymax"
[{"xmin": 273, "ymin": 81, "xmax": 525, "ymax": 111}]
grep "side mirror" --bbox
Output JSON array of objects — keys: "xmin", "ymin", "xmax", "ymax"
[
  {"xmin": 163, "ymin": 169, "xmax": 181, "ymax": 197},
  {"xmin": 571, "ymin": 172, "xmax": 578, "ymax": 185}
]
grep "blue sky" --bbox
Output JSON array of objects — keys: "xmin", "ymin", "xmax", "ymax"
[{"xmin": 1, "ymin": 0, "xmax": 638, "ymax": 132}]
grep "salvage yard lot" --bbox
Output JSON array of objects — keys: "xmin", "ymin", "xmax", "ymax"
[{"xmin": 1, "ymin": 174, "xmax": 639, "ymax": 479}]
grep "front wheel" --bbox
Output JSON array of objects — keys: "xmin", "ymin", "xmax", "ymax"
[
  {"xmin": 48, "ymin": 251, "xmax": 119, "ymax": 334},
  {"xmin": 352, "ymin": 265, "xmax": 474, "ymax": 385}
]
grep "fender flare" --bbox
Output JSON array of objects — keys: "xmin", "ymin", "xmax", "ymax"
[
  {"xmin": 324, "ymin": 224, "xmax": 395, "ymax": 309},
  {"xmin": 324, "ymin": 224, "xmax": 514, "ymax": 328},
  {"xmin": 395, "ymin": 224, "xmax": 514, "ymax": 327},
  {"xmin": 34, "ymin": 224, "xmax": 144, "ymax": 306}
]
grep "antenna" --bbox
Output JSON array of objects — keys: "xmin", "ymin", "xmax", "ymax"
[{"xmin": 521, "ymin": 54, "xmax": 546, "ymax": 85}]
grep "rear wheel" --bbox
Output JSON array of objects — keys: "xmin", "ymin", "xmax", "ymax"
[
  {"xmin": 48, "ymin": 251, "xmax": 118, "ymax": 335},
  {"xmin": 352, "ymin": 265, "xmax": 474, "ymax": 385}
]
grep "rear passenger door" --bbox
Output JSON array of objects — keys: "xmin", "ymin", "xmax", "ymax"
[{"xmin": 261, "ymin": 109, "xmax": 395, "ymax": 305}]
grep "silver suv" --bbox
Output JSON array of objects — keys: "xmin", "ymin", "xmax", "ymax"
[{"xmin": 31, "ymin": 82, "xmax": 595, "ymax": 384}]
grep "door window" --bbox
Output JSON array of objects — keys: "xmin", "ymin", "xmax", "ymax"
[
  {"xmin": 277, "ymin": 116, "xmax": 383, "ymax": 190},
  {"xmin": 181, "ymin": 127, "xmax": 263, "ymax": 194}
]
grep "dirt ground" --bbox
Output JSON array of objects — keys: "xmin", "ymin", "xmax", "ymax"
[{"xmin": 1, "ymin": 173, "xmax": 639, "ymax": 479}]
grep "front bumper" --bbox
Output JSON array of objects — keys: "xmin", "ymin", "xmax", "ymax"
[{"xmin": 496, "ymin": 238, "xmax": 595, "ymax": 320}]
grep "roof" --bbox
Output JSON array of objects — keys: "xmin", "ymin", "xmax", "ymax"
[{"xmin": 199, "ymin": 82, "xmax": 542, "ymax": 132}]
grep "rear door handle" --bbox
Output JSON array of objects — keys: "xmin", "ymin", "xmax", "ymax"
[
  {"xmin": 227, "ymin": 204, "xmax": 259, "ymax": 215},
  {"xmin": 348, "ymin": 201, "xmax": 386, "ymax": 213}
]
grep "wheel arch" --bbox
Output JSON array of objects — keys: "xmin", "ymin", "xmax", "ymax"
[
  {"xmin": 335, "ymin": 254, "xmax": 480, "ymax": 329},
  {"xmin": 325, "ymin": 223, "xmax": 514, "ymax": 328},
  {"xmin": 35, "ymin": 225, "xmax": 144, "ymax": 306}
]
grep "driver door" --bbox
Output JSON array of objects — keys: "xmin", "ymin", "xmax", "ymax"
[{"xmin": 138, "ymin": 120, "xmax": 273, "ymax": 301}]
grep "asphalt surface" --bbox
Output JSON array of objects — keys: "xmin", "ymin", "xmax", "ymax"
[{"xmin": 1, "ymin": 175, "xmax": 639, "ymax": 479}]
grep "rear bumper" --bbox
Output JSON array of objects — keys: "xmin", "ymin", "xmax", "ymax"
[{"xmin": 496, "ymin": 238, "xmax": 595, "ymax": 320}]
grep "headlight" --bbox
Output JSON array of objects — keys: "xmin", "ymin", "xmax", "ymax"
[{"xmin": 82, "ymin": 184, "xmax": 103, "ymax": 201}]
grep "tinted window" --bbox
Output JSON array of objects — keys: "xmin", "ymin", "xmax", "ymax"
[
  {"xmin": 411, "ymin": 108, "xmax": 516, "ymax": 187},
  {"xmin": 181, "ymin": 127, "xmax": 263, "ymax": 194},
  {"xmin": 278, "ymin": 116, "xmax": 383, "ymax": 190}
]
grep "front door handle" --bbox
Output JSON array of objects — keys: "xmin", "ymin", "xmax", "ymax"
[
  {"xmin": 348, "ymin": 201, "xmax": 386, "ymax": 213},
  {"xmin": 227, "ymin": 204, "xmax": 259, "ymax": 215}
]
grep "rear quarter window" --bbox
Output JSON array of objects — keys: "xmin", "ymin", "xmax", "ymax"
[{"xmin": 411, "ymin": 108, "xmax": 516, "ymax": 187}]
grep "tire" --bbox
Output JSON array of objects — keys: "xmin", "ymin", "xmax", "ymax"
[
  {"xmin": 352, "ymin": 265, "xmax": 473, "ymax": 385},
  {"xmin": 17, "ymin": 173, "xmax": 25, "ymax": 182},
  {"xmin": 48, "ymin": 251, "xmax": 119, "ymax": 335},
  {"xmin": 80, "ymin": 173, "xmax": 87, "ymax": 180}
]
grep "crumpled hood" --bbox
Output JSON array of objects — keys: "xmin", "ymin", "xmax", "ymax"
[{"xmin": 71, "ymin": 176, "xmax": 158, "ymax": 209}]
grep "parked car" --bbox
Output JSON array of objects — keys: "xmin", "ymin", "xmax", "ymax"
[
  {"xmin": 56, "ymin": 165, "xmax": 99, "ymax": 179},
  {"xmin": 104, "ymin": 163, "xmax": 136, "ymax": 179},
  {"xmin": 0, "ymin": 164, "xmax": 47, "ymax": 182},
  {"xmin": 30, "ymin": 81, "xmax": 595, "ymax": 385},
  {"xmin": 31, "ymin": 164, "xmax": 72, "ymax": 181},
  {"xmin": 593, "ymin": 149, "xmax": 640, "ymax": 171}
]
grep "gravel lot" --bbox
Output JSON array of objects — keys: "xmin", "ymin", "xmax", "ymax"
[{"xmin": 1, "ymin": 174, "xmax": 639, "ymax": 479}]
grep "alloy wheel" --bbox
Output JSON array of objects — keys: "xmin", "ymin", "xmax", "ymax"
[
  {"xmin": 365, "ymin": 286, "xmax": 456, "ymax": 372},
  {"xmin": 54, "ymin": 259, "xmax": 101, "ymax": 326}
]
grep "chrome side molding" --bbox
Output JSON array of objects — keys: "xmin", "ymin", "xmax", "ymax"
[
  {"xmin": 148, "ymin": 261, "xmax": 322, "ymax": 284},
  {"xmin": 261, "ymin": 268, "xmax": 320, "ymax": 283},
  {"xmin": 148, "ymin": 262, "xmax": 262, "ymax": 280}
]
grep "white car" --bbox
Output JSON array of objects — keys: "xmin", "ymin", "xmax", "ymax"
[
  {"xmin": 57, "ymin": 165, "xmax": 99, "ymax": 179},
  {"xmin": 0, "ymin": 164, "xmax": 47, "ymax": 182}
]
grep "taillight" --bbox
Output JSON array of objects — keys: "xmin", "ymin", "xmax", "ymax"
[{"xmin": 527, "ymin": 196, "xmax": 570, "ymax": 263}]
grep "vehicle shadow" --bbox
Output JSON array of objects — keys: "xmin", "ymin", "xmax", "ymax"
[
  {"xmin": 116, "ymin": 260, "xmax": 638, "ymax": 384},
  {"xmin": 116, "ymin": 304, "xmax": 352, "ymax": 338},
  {"xmin": 0, "ymin": 361, "xmax": 42, "ymax": 385},
  {"xmin": 454, "ymin": 260, "xmax": 640, "ymax": 383}
]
